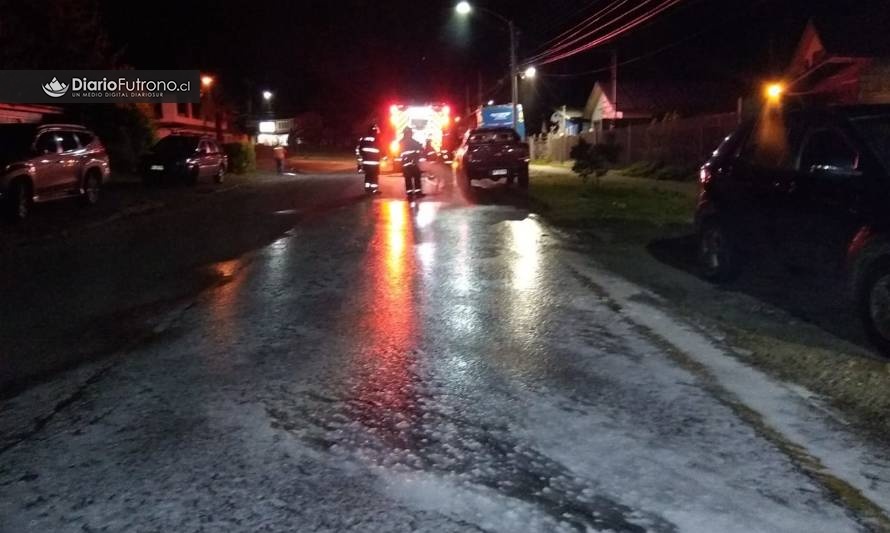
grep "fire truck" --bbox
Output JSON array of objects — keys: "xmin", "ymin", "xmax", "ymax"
[{"xmin": 386, "ymin": 103, "xmax": 452, "ymax": 164}]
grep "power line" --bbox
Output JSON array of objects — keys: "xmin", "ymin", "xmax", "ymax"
[
  {"xmin": 526, "ymin": 0, "xmax": 657, "ymax": 64},
  {"xmin": 531, "ymin": 0, "xmax": 609, "ymax": 47},
  {"xmin": 532, "ymin": 0, "xmax": 632, "ymax": 54},
  {"xmin": 540, "ymin": 27, "xmax": 702, "ymax": 78},
  {"xmin": 535, "ymin": 0, "xmax": 764, "ymax": 78},
  {"xmin": 529, "ymin": 0, "xmax": 684, "ymax": 66}
]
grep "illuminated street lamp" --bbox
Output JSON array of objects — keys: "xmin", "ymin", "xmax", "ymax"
[
  {"xmin": 456, "ymin": 2, "xmax": 521, "ymax": 135},
  {"xmin": 201, "ymin": 75, "xmax": 214, "ymax": 88},
  {"xmin": 262, "ymin": 90, "xmax": 273, "ymax": 101},
  {"xmin": 523, "ymin": 66, "xmax": 537, "ymax": 79},
  {"xmin": 764, "ymin": 82, "xmax": 784, "ymax": 104}
]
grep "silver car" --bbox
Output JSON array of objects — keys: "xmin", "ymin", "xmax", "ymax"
[{"xmin": 0, "ymin": 123, "xmax": 111, "ymax": 221}]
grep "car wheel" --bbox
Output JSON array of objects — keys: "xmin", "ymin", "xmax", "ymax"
[
  {"xmin": 4, "ymin": 179, "xmax": 31, "ymax": 222},
  {"xmin": 859, "ymin": 258, "xmax": 890, "ymax": 357},
  {"xmin": 698, "ymin": 220, "xmax": 740, "ymax": 282},
  {"xmin": 81, "ymin": 172, "xmax": 101, "ymax": 206},
  {"xmin": 213, "ymin": 165, "xmax": 225, "ymax": 184}
]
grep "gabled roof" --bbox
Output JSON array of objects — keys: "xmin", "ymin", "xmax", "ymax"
[{"xmin": 585, "ymin": 80, "xmax": 739, "ymax": 118}]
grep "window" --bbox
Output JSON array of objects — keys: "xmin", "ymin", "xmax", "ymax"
[
  {"xmin": 192, "ymin": 101, "xmax": 202, "ymax": 119},
  {"xmin": 799, "ymin": 129, "xmax": 859, "ymax": 174},
  {"xmin": 76, "ymin": 131, "xmax": 94, "ymax": 147},
  {"xmin": 741, "ymin": 113, "xmax": 801, "ymax": 169},
  {"xmin": 177, "ymin": 102, "xmax": 190, "ymax": 117},
  {"xmin": 851, "ymin": 115, "xmax": 890, "ymax": 170},
  {"xmin": 206, "ymin": 141, "xmax": 219, "ymax": 154},
  {"xmin": 35, "ymin": 132, "xmax": 59, "ymax": 154},
  {"xmin": 58, "ymin": 132, "xmax": 80, "ymax": 152},
  {"xmin": 468, "ymin": 130, "xmax": 519, "ymax": 144}
]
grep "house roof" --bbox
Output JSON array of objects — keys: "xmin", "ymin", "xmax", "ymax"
[
  {"xmin": 810, "ymin": 2, "xmax": 890, "ymax": 58},
  {"xmin": 586, "ymin": 80, "xmax": 739, "ymax": 118}
]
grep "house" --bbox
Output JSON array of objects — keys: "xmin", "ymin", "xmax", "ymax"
[
  {"xmin": 256, "ymin": 118, "xmax": 293, "ymax": 147},
  {"xmin": 582, "ymin": 81, "xmax": 739, "ymax": 132},
  {"xmin": 788, "ymin": 5, "xmax": 890, "ymax": 104},
  {"xmin": 0, "ymin": 103, "xmax": 61, "ymax": 124},
  {"xmin": 151, "ymin": 102, "xmax": 244, "ymax": 143}
]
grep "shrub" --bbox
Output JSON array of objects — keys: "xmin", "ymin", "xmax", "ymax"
[
  {"xmin": 653, "ymin": 163, "xmax": 698, "ymax": 181},
  {"xmin": 622, "ymin": 160, "xmax": 662, "ymax": 177},
  {"xmin": 571, "ymin": 137, "xmax": 622, "ymax": 185},
  {"xmin": 223, "ymin": 142, "xmax": 256, "ymax": 174}
]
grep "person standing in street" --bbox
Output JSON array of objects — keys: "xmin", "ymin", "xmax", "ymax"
[
  {"xmin": 273, "ymin": 144, "xmax": 287, "ymax": 174},
  {"xmin": 356, "ymin": 124, "xmax": 383, "ymax": 194},
  {"xmin": 399, "ymin": 127, "xmax": 423, "ymax": 198}
]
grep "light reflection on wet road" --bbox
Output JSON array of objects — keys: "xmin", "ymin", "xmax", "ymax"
[{"xmin": 0, "ymin": 169, "xmax": 870, "ymax": 532}]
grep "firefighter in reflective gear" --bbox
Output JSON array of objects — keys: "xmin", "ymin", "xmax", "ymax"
[
  {"xmin": 423, "ymin": 138, "xmax": 437, "ymax": 162},
  {"xmin": 356, "ymin": 124, "xmax": 383, "ymax": 193},
  {"xmin": 400, "ymin": 126, "xmax": 423, "ymax": 197}
]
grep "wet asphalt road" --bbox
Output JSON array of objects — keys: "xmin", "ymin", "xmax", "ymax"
[{"xmin": 0, "ymin": 165, "xmax": 875, "ymax": 531}]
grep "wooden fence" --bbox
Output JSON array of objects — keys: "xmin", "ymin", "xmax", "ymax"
[{"xmin": 530, "ymin": 112, "xmax": 740, "ymax": 167}]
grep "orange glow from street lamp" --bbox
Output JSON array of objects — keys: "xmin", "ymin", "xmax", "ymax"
[
  {"xmin": 201, "ymin": 75, "xmax": 214, "ymax": 88},
  {"xmin": 765, "ymin": 82, "xmax": 784, "ymax": 102}
]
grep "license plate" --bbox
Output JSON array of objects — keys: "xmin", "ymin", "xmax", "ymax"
[
  {"xmin": 491, "ymin": 169, "xmax": 508, "ymax": 176},
  {"xmin": 150, "ymin": 164, "xmax": 164, "ymax": 171}
]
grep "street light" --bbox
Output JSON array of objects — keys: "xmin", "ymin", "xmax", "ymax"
[
  {"xmin": 201, "ymin": 75, "xmax": 214, "ymax": 88},
  {"xmin": 455, "ymin": 2, "xmax": 521, "ymax": 135},
  {"xmin": 764, "ymin": 82, "xmax": 784, "ymax": 104},
  {"xmin": 262, "ymin": 90, "xmax": 273, "ymax": 101},
  {"xmin": 523, "ymin": 66, "xmax": 537, "ymax": 79}
]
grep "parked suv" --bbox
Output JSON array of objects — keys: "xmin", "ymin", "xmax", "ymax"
[
  {"xmin": 695, "ymin": 104, "xmax": 890, "ymax": 353},
  {"xmin": 141, "ymin": 134, "xmax": 227, "ymax": 186},
  {"xmin": 0, "ymin": 123, "xmax": 110, "ymax": 221},
  {"xmin": 455, "ymin": 127, "xmax": 530, "ymax": 191}
]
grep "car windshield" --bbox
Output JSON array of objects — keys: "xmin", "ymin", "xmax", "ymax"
[
  {"xmin": 0, "ymin": 124, "xmax": 37, "ymax": 157},
  {"xmin": 153, "ymin": 136, "xmax": 199, "ymax": 156},
  {"xmin": 851, "ymin": 115, "xmax": 890, "ymax": 171},
  {"xmin": 468, "ymin": 130, "xmax": 518, "ymax": 144}
]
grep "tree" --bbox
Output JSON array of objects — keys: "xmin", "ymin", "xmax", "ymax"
[
  {"xmin": 289, "ymin": 112, "xmax": 324, "ymax": 148},
  {"xmin": 0, "ymin": 0, "xmax": 117, "ymax": 69},
  {"xmin": 62, "ymin": 104, "xmax": 156, "ymax": 173}
]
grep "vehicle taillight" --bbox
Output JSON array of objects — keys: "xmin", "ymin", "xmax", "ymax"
[{"xmin": 699, "ymin": 167, "xmax": 712, "ymax": 186}]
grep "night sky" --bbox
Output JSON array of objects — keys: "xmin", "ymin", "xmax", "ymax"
[{"xmin": 97, "ymin": 0, "xmax": 849, "ymax": 130}]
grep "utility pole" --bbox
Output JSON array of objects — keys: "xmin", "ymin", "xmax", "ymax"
[
  {"xmin": 509, "ymin": 19, "xmax": 518, "ymax": 133},
  {"xmin": 465, "ymin": 83, "xmax": 471, "ymax": 116},
  {"xmin": 611, "ymin": 49, "xmax": 618, "ymax": 122}
]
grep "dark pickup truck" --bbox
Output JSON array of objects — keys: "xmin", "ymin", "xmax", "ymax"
[{"xmin": 455, "ymin": 127, "xmax": 530, "ymax": 191}]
